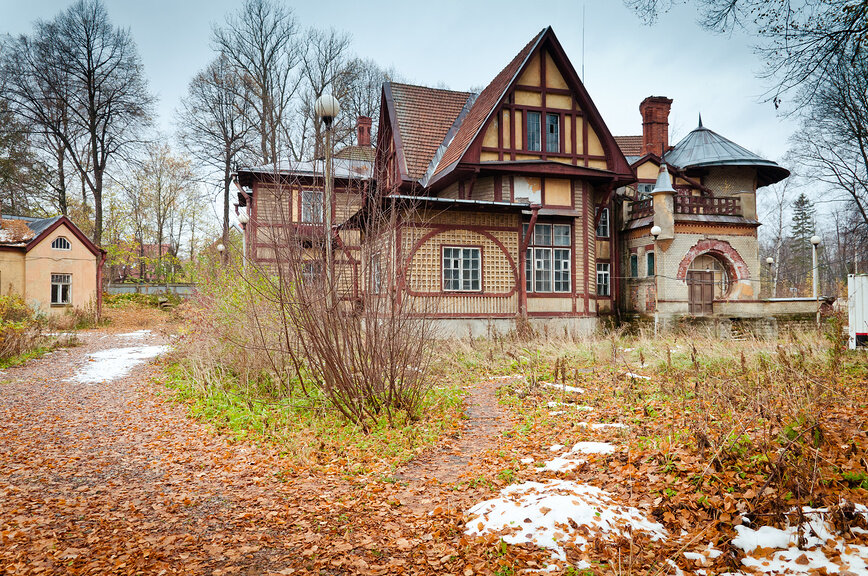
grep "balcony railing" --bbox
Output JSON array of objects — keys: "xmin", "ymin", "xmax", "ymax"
[
  {"xmin": 674, "ymin": 195, "xmax": 742, "ymax": 216},
  {"xmin": 626, "ymin": 195, "xmax": 742, "ymax": 220}
]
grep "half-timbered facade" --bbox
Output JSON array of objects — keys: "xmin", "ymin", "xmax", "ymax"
[{"xmin": 363, "ymin": 27, "xmax": 634, "ymax": 334}]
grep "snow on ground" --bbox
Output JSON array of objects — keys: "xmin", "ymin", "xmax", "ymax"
[
  {"xmin": 576, "ymin": 422, "xmax": 628, "ymax": 430},
  {"xmin": 623, "ymin": 372, "xmax": 651, "ymax": 380},
  {"xmin": 541, "ymin": 382, "xmax": 585, "ymax": 394},
  {"xmin": 732, "ymin": 506, "xmax": 868, "ymax": 573},
  {"xmin": 570, "ymin": 441, "xmax": 616, "ymax": 454},
  {"xmin": 68, "ymin": 345, "xmax": 170, "ymax": 384},
  {"xmin": 465, "ymin": 480, "xmax": 667, "ymax": 565},
  {"xmin": 546, "ymin": 401, "xmax": 594, "ymax": 411},
  {"xmin": 117, "ymin": 329, "xmax": 153, "ymax": 339},
  {"xmin": 541, "ymin": 456, "xmax": 585, "ymax": 472}
]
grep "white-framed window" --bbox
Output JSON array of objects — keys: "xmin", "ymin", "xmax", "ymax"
[
  {"xmin": 596, "ymin": 207, "xmax": 609, "ymax": 237},
  {"xmin": 546, "ymin": 113, "xmax": 560, "ymax": 153},
  {"xmin": 637, "ymin": 183, "xmax": 655, "ymax": 197},
  {"xmin": 370, "ymin": 253, "xmax": 381, "ymax": 294},
  {"xmin": 596, "ymin": 263, "xmax": 610, "ymax": 296},
  {"xmin": 646, "ymin": 251, "xmax": 655, "ymax": 276},
  {"xmin": 524, "ymin": 222, "xmax": 571, "ymax": 293},
  {"xmin": 301, "ymin": 190, "xmax": 323, "ymax": 223},
  {"xmin": 526, "ymin": 111, "xmax": 541, "ymax": 152},
  {"xmin": 51, "ymin": 273, "xmax": 71, "ymax": 305},
  {"xmin": 51, "ymin": 237, "xmax": 71, "ymax": 250},
  {"xmin": 443, "ymin": 247, "xmax": 481, "ymax": 292}
]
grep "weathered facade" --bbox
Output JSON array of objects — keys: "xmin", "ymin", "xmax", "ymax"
[
  {"xmin": 235, "ymin": 26, "xmax": 809, "ymax": 336},
  {"xmin": 0, "ymin": 215, "xmax": 105, "ymax": 315}
]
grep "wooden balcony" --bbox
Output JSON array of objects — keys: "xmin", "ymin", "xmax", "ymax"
[{"xmin": 626, "ymin": 195, "xmax": 742, "ymax": 221}]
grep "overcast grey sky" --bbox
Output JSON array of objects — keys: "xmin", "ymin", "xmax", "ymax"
[{"xmin": 2, "ymin": 0, "xmax": 797, "ymax": 165}]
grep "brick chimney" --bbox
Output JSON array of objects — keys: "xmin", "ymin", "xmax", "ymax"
[
  {"xmin": 357, "ymin": 116, "xmax": 372, "ymax": 147},
  {"xmin": 639, "ymin": 96, "xmax": 673, "ymax": 156}
]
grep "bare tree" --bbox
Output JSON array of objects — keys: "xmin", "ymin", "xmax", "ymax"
[
  {"xmin": 212, "ymin": 0, "xmax": 301, "ymax": 165},
  {"xmin": 625, "ymin": 0, "xmax": 868, "ymax": 105},
  {"xmin": 177, "ymin": 54, "xmax": 254, "ymax": 259},
  {"xmin": 2, "ymin": 0, "xmax": 153, "ymax": 244}
]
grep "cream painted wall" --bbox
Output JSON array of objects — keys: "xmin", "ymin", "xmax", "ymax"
[
  {"xmin": 24, "ymin": 223, "xmax": 98, "ymax": 314},
  {"xmin": 0, "ymin": 250, "xmax": 26, "ymax": 296}
]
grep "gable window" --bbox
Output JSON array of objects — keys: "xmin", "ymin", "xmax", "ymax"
[
  {"xmin": 301, "ymin": 190, "xmax": 323, "ymax": 223},
  {"xmin": 526, "ymin": 111, "xmax": 541, "ymax": 152},
  {"xmin": 546, "ymin": 113, "xmax": 560, "ymax": 153},
  {"xmin": 596, "ymin": 207, "xmax": 609, "ymax": 237},
  {"xmin": 51, "ymin": 237, "xmax": 71, "ymax": 250},
  {"xmin": 637, "ymin": 183, "xmax": 654, "ymax": 198},
  {"xmin": 443, "ymin": 247, "xmax": 481, "ymax": 291},
  {"xmin": 596, "ymin": 263, "xmax": 610, "ymax": 296},
  {"xmin": 524, "ymin": 222, "xmax": 571, "ymax": 293},
  {"xmin": 51, "ymin": 273, "xmax": 71, "ymax": 305},
  {"xmin": 646, "ymin": 251, "xmax": 655, "ymax": 276},
  {"xmin": 630, "ymin": 254, "xmax": 639, "ymax": 277}
]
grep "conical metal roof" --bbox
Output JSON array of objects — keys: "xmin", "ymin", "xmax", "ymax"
[{"xmin": 664, "ymin": 124, "xmax": 789, "ymax": 187}]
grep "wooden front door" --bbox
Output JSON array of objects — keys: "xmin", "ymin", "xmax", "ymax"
[{"xmin": 687, "ymin": 271, "xmax": 714, "ymax": 315}]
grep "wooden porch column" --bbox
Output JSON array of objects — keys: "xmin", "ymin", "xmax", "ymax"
[{"xmin": 518, "ymin": 206, "xmax": 539, "ymax": 318}]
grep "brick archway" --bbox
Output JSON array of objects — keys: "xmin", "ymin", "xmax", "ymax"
[{"xmin": 676, "ymin": 239, "xmax": 749, "ymax": 282}]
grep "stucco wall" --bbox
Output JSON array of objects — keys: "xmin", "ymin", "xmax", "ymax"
[
  {"xmin": 0, "ymin": 250, "xmax": 26, "ymax": 296},
  {"xmin": 25, "ymin": 223, "xmax": 98, "ymax": 314}
]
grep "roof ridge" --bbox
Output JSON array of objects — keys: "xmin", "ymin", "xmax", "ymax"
[
  {"xmin": 419, "ymin": 92, "xmax": 478, "ymax": 187},
  {"xmin": 388, "ymin": 81, "xmax": 473, "ymax": 96},
  {"xmin": 428, "ymin": 27, "xmax": 549, "ymax": 182}
]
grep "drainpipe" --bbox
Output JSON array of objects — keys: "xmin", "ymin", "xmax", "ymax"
[
  {"xmin": 96, "ymin": 250, "xmax": 107, "ymax": 322},
  {"xmin": 519, "ymin": 205, "xmax": 540, "ymax": 319}
]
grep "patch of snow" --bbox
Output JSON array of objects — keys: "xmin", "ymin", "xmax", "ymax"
[
  {"xmin": 465, "ymin": 480, "xmax": 667, "ymax": 562},
  {"xmin": 684, "ymin": 544, "xmax": 723, "ymax": 567},
  {"xmin": 548, "ymin": 410, "xmax": 566, "ymax": 416},
  {"xmin": 541, "ymin": 382, "xmax": 585, "ymax": 394},
  {"xmin": 732, "ymin": 506, "xmax": 868, "ymax": 574},
  {"xmin": 666, "ymin": 559, "xmax": 684, "ymax": 576},
  {"xmin": 68, "ymin": 345, "xmax": 169, "ymax": 384},
  {"xmin": 576, "ymin": 422, "xmax": 628, "ymax": 430},
  {"xmin": 520, "ymin": 458, "xmax": 534, "ymax": 464},
  {"xmin": 541, "ymin": 456, "xmax": 585, "ymax": 472},
  {"xmin": 547, "ymin": 401, "xmax": 594, "ymax": 411},
  {"xmin": 548, "ymin": 444, "xmax": 565, "ymax": 452},
  {"xmin": 570, "ymin": 441, "xmax": 616, "ymax": 455},
  {"xmin": 117, "ymin": 329, "xmax": 153, "ymax": 339},
  {"xmin": 623, "ymin": 372, "xmax": 651, "ymax": 380}
]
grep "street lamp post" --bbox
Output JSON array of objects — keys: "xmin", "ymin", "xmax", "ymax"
[
  {"xmin": 651, "ymin": 225, "xmax": 662, "ymax": 335},
  {"xmin": 811, "ymin": 235, "xmax": 821, "ymax": 328},
  {"xmin": 766, "ymin": 256, "xmax": 774, "ymax": 298},
  {"xmin": 237, "ymin": 210, "xmax": 250, "ymax": 272},
  {"xmin": 315, "ymin": 94, "xmax": 340, "ymax": 297}
]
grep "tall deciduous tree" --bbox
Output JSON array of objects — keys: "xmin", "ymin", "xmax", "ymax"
[
  {"xmin": 212, "ymin": 0, "xmax": 301, "ymax": 165},
  {"xmin": 1, "ymin": 0, "xmax": 153, "ymax": 245},
  {"xmin": 177, "ymin": 54, "xmax": 254, "ymax": 257}
]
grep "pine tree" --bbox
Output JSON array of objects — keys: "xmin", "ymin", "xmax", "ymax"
[{"xmin": 789, "ymin": 192, "xmax": 816, "ymax": 293}]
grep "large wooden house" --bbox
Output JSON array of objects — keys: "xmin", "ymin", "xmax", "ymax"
[{"xmin": 234, "ymin": 26, "xmax": 809, "ymax": 336}]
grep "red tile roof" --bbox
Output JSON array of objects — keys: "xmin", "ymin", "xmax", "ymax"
[
  {"xmin": 335, "ymin": 145, "xmax": 375, "ymax": 162},
  {"xmin": 431, "ymin": 29, "xmax": 546, "ymax": 179},
  {"xmin": 614, "ymin": 135, "xmax": 643, "ymax": 156},
  {"xmin": 388, "ymin": 83, "xmax": 472, "ymax": 180}
]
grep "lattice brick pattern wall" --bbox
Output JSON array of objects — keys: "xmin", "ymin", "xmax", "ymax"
[
  {"xmin": 702, "ymin": 167, "xmax": 755, "ymax": 196},
  {"xmin": 403, "ymin": 227, "xmax": 518, "ymax": 294}
]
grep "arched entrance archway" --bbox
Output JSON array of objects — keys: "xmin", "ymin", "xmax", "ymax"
[{"xmin": 677, "ymin": 239, "xmax": 750, "ymax": 315}]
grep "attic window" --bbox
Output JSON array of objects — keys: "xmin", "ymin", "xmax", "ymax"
[
  {"xmin": 52, "ymin": 237, "xmax": 71, "ymax": 250},
  {"xmin": 546, "ymin": 114, "xmax": 560, "ymax": 153},
  {"xmin": 527, "ymin": 112, "xmax": 541, "ymax": 152}
]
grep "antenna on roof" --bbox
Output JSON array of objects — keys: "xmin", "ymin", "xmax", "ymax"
[
  {"xmin": 581, "ymin": 2, "xmax": 586, "ymax": 81},
  {"xmin": 698, "ymin": 113, "xmax": 703, "ymax": 128}
]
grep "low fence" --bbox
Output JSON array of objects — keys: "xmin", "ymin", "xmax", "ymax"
[{"xmin": 106, "ymin": 283, "xmax": 196, "ymax": 297}]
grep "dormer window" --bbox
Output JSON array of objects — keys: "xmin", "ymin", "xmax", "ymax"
[{"xmin": 51, "ymin": 237, "xmax": 71, "ymax": 250}]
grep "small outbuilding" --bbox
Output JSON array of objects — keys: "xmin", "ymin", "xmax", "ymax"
[{"xmin": 0, "ymin": 215, "xmax": 106, "ymax": 316}]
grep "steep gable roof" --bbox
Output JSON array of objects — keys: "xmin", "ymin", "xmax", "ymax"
[
  {"xmin": 0, "ymin": 214, "xmax": 103, "ymax": 256},
  {"xmin": 429, "ymin": 30, "xmax": 545, "ymax": 181},
  {"xmin": 426, "ymin": 27, "xmax": 634, "ymax": 186},
  {"xmin": 614, "ymin": 135, "xmax": 643, "ymax": 157},
  {"xmin": 386, "ymin": 83, "xmax": 473, "ymax": 181}
]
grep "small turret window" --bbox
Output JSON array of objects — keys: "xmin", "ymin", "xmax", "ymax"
[{"xmin": 51, "ymin": 237, "xmax": 71, "ymax": 250}]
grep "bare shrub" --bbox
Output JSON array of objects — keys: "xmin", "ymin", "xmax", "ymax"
[{"xmin": 0, "ymin": 294, "xmax": 44, "ymax": 361}]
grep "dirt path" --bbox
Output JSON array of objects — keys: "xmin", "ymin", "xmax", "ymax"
[
  {"xmin": 0, "ymin": 330, "xmax": 516, "ymax": 575},
  {"xmin": 395, "ymin": 378, "xmax": 510, "ymax": 486}
]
